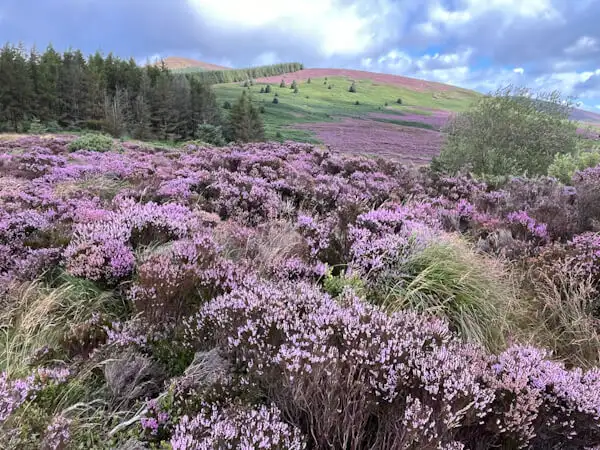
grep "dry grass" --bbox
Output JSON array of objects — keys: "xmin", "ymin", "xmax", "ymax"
[
  {"xmin": 513, "ymin": 267, "xmax": 600, "ymax": 368},
  {"xmin": 0, "ymin": 275, "xmax": 125, "ymax": 378}
]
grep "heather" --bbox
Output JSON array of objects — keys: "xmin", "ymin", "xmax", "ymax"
[{"xmin": 2, "ymin": 135, "xmax": 600, "ymax": 448}]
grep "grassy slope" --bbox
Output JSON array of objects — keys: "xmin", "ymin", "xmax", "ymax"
[{"xmin": 214, "ymin": 76, "xmax": 480, "ymax": 142}]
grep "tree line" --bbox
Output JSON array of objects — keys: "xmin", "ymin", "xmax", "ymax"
[
  {"xmin": 179, "ymin": 62, "xmax": 303, "ymax": 84},
  {"xmin": 0, "ymin": 43, "xmax": 270, "ymax": 143}
]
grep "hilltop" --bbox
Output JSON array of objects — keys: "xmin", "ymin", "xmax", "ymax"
[{"xmin": 159, "ymin": 56, "xmax": 230, "ymax": 71}]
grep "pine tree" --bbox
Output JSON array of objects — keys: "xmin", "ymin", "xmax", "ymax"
[
  {"xmin": 265, "ymin": 84, "xmax": 271, "ymax": 93},
  {"xmin": 290, "ymin": 80, "xmax": 297, "ymax": 90},
  {"xmin": 229, "ymin": 90, "xmax": 265, "ymax": 143}
]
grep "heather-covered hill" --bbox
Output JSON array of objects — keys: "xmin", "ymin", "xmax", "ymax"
[{"xmin": 2, "ymin": 134, "xmax": 600, "ymax": 448}]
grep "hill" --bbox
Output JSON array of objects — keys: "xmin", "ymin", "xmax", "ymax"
[
  {"xmin": 214, "ymin": 68, "xmax": 478, "ymax": 164},
  {"xmin": 159, "ymin": 56, "xmax": 230, "ymax": 71}
]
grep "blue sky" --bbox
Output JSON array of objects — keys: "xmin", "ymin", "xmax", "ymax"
[{"xmin": 2, "ymin": 0, "xmax": 600, "ymax": 111}]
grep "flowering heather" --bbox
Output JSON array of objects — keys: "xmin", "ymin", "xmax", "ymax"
[
  {"xmin": 171, "ymin": 403, "xmax": 306, "ymax": 449},
  {"xmin": 3, "ymin": 135, "xmax": 600, "ymax": 447}
]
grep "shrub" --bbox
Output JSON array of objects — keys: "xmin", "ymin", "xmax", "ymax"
[
  {"xmin": 290, "ymin": 80, "xmax": 297, "ymax": 90},
  {"xmin": 272, "ymin": 97, "xmax": 279, "ymax": 104},
  {"xmin": 354, "ymin": 100, "xmax": 360, "ymax": 105},
  {"xmin": 328, "ymin": 84, "xmax": 332, "ymax": 90},
  {"xmin": 293, "ymin": 87, "xmax": 299, "ymax": 94},
  {"xmin": 222, "ymin": 101, "xmax": 232, "ymax": 110},
  {"xmin": 548, "ymin": 148, "xmax": 600, "ymax": 184},
  {"xmin": 67, "ymin": 134, "xmax": 114, "ymax": 153},
  {"xmin": 279, "ymin": 79, "xmax": 286, "ymax": 88},
  {"xmin": 307, "ymin": 78, "xmax": 311, "ymax": 84},
  {"xmin": 28, "ymin": 118, "xmax": 47, "ymax": 135},
  {"xmin": 436, "ymin": 86, "xmax": 578, "ymax": 177},
  {"xmin": 396, "ymin": 98, "xmax": 402, "ymax": 104},
  {"xmin": 348, "ymin": 82, "xmax": 356, "ymax": 93},
  {"xmin": 265, "ymin": 85, "xmax": 271, "ymax": 93},
  {"xmin": 196, "ymin": 124, "xmax": 226, "ymax": 146},
  {"xmin": 259, "ymin": 87, "xmax": 265, "ymax": 94},
  {"xmin": 259, "ymin": 106, "xmax": 265, "ymax": 114},
  {"xmin": 384, "ymin": 102, "xmax": 388, "ymax": 107}
]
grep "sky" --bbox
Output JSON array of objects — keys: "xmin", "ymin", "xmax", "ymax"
[{"xmin": 2, "ymin": 0, "xmax": 600, "ymax": 111}]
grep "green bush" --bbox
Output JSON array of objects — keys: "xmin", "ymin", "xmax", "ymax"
[
  {"xmin": 272, "ymin": 97, "xmax": 279, "ymax": 104},
  {"xmin": 280, "ymin": 79, "xmax": 286, "ymax": 88},
  {"xmin": 290, "ymin": 80, "xmax": 297, "ymax": 90},
  {"xmin": 348, "ymin": 82, "xmax": 357, "ymax": 93},
  {"xmin": 355, "ymin": 100, "xmax": 360, "ymax": 105},
  {"xmin": 548, "ymin": 148, "xmax": 600, "ymax": 184},
  {"xmin": 396, "ymin": 98, "xmax": 402, "ymax": 104},
  {"xmin": 322, "ymin": 268, "xmax": 365, "ymax": 298},
  {"xmin": 293, "ymin": 87, "xmax": 299, "ymax": 94},
  {"xmin": 435, "ymin": 86, "xmax": 578, "ymax": 177},
  {"xmin": 223, "ymin": 101, "xmax": 232, "ymax": 110},
  {"xmin": 196, "ymin": 123, "xmax": 226, "ymax": 146},
  {"xmin": 68, "ymin": 133, "xmax": 115, "ymax": 152},
  {"xmin": 28, "ymin": 118, "xmax": 47, "ymax": 134},
  {"xmin": 265, "ymin": 84, "xmax": 271, "ymax": 93}
]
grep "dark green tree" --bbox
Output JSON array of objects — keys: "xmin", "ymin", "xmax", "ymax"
[{"xmin": 228, "ymin": 90, "xmax": 265, "ymax": 142}]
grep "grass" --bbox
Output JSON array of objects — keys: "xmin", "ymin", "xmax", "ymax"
[
  {"xmin": 0, "ymin": 273, "xmax": 127, "ymax": 378},
  {"xmin": 375, "ymin": 235, "xmax": 513, "ymax": 352},
  {"xmin": 214, "ymin": 77, "xmax": 478, "ymax": 142}
]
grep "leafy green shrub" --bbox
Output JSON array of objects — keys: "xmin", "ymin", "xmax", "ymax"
[
  {"xmin": 259, "ymin": 106, "xmax": 266, "ymax": 114},
  {"xmin": 196, "ymin": 124, "xmax": 226, "ymax": 146},
  {"xmin": 290, "ymin": 80, "xmax": 297, "ymax": 90},
  {"xmin": 375, "ymin": 235, "xmax": 511, "ymax": 351},
  {"xmin": 348, "ymin": 82, "xmax": 357, "ymax": 93},
  {"xmin": 223, "ymin": 101, "xmax": 232, "ymax": 109},
  {"xmin": 435, "ymin": 86, "xmax": 578, "ymax": 177},
  {"xmin": 68, "ymin": 133, "xmax": 115, "ymax": 152},
  {"xmin": 259, "ymin": 87, "xmax": 265, "ymax": 94},
  {"xmin": 384, "ymin": 102, "xmax": 388, "ymax": 107},
  {"xmin": 280, "ymin": 79, "xmax": 286, "ymax": 88},
  {"xmin": 328, "ymin": 85, "xmax": 332, "ymax": 90},
  {"xmin": 396, "ymin": 98, "xmax": 402, "ymax": 104},
  {"xmin": 293, "ymin": 87, "xmax": 299, "ymax": 94},
  {"xmin": 307, "ymin": 78, "xmax": 311, "ymax": 84},
  {"xmin": 272, "ymin": 97, "xmax": 279, "ymax": 104},
  {"xmin": 265, "ymin": 85, "xmax": 271, "ymax": 93},
  {"xmin": 354, "ymin": 100, "xmax": 360, "ymax": 106},
  {"xmin": 322, "ymin": 268, "xmax": 365, "ymax": 297},
  {"xmin": 548, "ymin": 148, "xmax": 600, "ymax": 184}
]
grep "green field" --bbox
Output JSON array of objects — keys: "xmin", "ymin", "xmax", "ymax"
[{"xmin": 214, "ymin": 76, "xmax": 480, "ymax": 141}]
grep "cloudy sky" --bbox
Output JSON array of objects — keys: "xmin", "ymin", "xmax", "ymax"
[{"xmin": 2, "ymin": 0, "xmax": 600, "ymax": 110}]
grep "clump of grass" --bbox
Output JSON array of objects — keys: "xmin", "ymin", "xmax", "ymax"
[
  {"xmin": 0, "ymin": 273, "xmax": 127, "ymax": 378},
  {"xmin": 376, "ymin": 235, "xmax": 512, "ymax": 352},
  {"xmin": 515, "ymin": 268, "xmax": 600, "ymax": 369}
]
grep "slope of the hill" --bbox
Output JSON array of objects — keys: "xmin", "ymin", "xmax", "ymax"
[
  {"xmin": 214, "ymin": 69, "xmax": 478, "ymax": 164},
  {"xmin": 160, "ymin": 56, "xmax": 230, "ymax": 71},
  {"xmin": 572, "ymin": 108, "xmax": 600, "ymax": 124}
]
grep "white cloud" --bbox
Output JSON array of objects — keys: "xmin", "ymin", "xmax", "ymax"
[
  {"xmin": 513, "ymin": 67, "xmax": 524, "ymax": 74},
  {"xmin": 565, "ymin": 36, "xmax": 599, "ymax": 55},
  {"xmin": 252, "ymin": 52, "xmax": 278, "ymax": 66},
  {"xmin": 187, "ymin": 0, "xmax": 382, "ymax": 57}
]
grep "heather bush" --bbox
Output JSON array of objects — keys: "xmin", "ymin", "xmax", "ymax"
[
  {"xmin": 436, "ymin": 86, "xmax": 578, "ymax": 177},
  {"xmin": 68, "ymin": 133, "xmax": 115, "ymax": 152}
]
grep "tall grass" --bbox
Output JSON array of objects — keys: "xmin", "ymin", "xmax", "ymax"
[
  {"xmin": 515, "ymin": 268, "xmax": 600, "ymax": 368},
  {"xmin": 0, "ymin": 273, "xmax": 126, "ymax": 378},
  {"xmin": 376, "ymin": 235, "xmax": 513, "ymax": 352}
]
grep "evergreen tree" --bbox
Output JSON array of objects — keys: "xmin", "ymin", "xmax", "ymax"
[
  {"xmin": 265, "ymin": 84, "xmax": 271, "ymax": 93},
  {"xmin": 348, "ymin": 82, "xmax": 357, "ymax": 93},
  {"xmin": 291, "ymin": 80, "xmax": 297, "ymax": 90},
  {"xmin": 229, "ymin": 90, "xmax": 265, "ymax": 142}
]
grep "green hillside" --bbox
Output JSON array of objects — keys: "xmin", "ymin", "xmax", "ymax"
[{"xmin": 214, "ymin": 76, "xmax": 480, "ymax": 142}]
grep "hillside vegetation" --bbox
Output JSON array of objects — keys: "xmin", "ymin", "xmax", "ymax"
[{"xmin": 4, "ymin": 44, "xmax": 600, "ymax": 449}]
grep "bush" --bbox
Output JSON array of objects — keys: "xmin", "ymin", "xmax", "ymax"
[
  {"xmin": 67, "ymin": 134, "xmax": 114, "ymax": 152},
  {"xmin": 290, "ymin": 80, "xmax": 297, "ymax": 90},
  {"xmin": 396, "ymin": 98, "xmax": 402, "ymax": 104},
  {"xmin": 348, "ymin": 82, "xmax": 356, "ymax": 93},
  {"xmin": 384, "ymin": 102, "xmax": 388, "ymax": 107},
  {"xmin": 265, "ymin": 84, "xmax": 271, "ymax": 93},
  {"xmin": 259, "ymin": 106, "xmax": 265, "ymax": 114},
  {"xmin": 259, "ymin": 87, "xmax": 265, "ymax": 94},
  {"xmin": 548, "ymin": 148, "xmax": 600, "ymax": 184},
  {"xmin": 28, "ymin": 118, "xmax": 47, "ymax": 135},
  {"xmin": 196, "ymin": 124, "xmax": 226, "ymax": 146},
  {"xmin": 307, "ymin": 78, "xmax": 311, "ymax": 84},
  {"xmin": 293, "ymin": 87, "xmax": 299, "ymax": 94},
  {"xmin": 222, "ymin": 101, "xmax": 232, "ymax": 110},
  {"xmin": 436, "ymin": 86, "xmax": 578, "ymax": 177},
  {"xmin": 280, "ymin": 79, "xmax": 286, "ymax": 88},
  {"xmin": 272, "ymin": 97, "xmax": 279, "ymax": 104},
  {"xmin": 327, "ymin": 84, "xmax": 332, "ymax": 90},
  {"xmin": 354, "ymin": 100, "xmax": 360, "ymax": 105}
]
